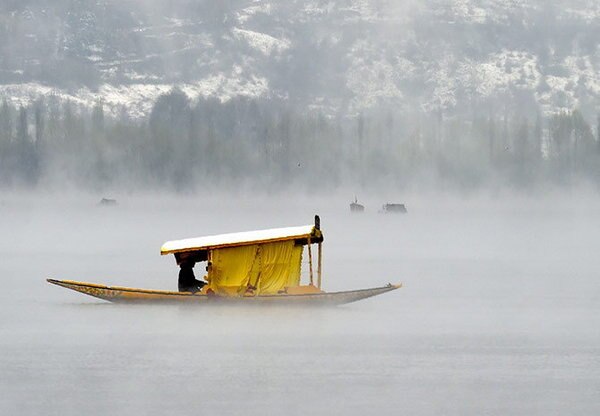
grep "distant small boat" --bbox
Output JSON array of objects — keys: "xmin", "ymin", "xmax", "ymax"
[
  {"xmin": 48, "ymin": 215, "xmax": 401, "ymax": 305},
  {"xmin": 381, "ymin": 203, "xmax": 407, "ymax": 214},
  {"xmin": 350, "ymin": 197, "xmax": 365, "ymax": 213},
  {"xmin": 99, "ymin": 198, "xmax": 117, "ymax": 206}
]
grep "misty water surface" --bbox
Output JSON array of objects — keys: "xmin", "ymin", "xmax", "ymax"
[{"xmin": 0, "ymin": 192, "xmax": 599, "ymax": 415}]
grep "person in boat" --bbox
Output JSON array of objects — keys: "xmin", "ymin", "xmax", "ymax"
[{"xmin": 178, "ymin": 261, "xmax": 206, "ymax": 293}]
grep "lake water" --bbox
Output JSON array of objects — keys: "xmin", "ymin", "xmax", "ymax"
[{"xmin": 1, "ymin": 192, "xmax": 599, "ymax": 415}]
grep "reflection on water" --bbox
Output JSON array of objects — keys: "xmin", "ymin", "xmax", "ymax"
[{"xmin": 1, "ymin": 193, "xmax": 599, "ymax": 415}]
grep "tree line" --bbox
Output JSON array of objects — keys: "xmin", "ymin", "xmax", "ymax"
[{"xmin": 1, "ymin": 89, "xmax": 599, "ymax": 192}]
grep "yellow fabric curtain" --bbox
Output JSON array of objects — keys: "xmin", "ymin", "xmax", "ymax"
[
  {"xmin": 256, "ymin": 241, "xmax": 303, "ymax": 294},
  {"xmin": 207, "ymin": 244, "xmax": 259, "ymax": 295},
  {"xmin": 207, "ymin": 241, "xmax": 303, "ymax": 295}
]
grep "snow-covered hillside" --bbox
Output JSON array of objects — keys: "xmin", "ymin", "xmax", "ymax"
[{"xmin": 0, "ymin": 0, "xmax": 598, "ymax": 118}]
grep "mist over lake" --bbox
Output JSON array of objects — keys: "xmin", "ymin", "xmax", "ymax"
[
  {"xmin": 2, "ymin": 0, "xmax": 600, "ymax": 413},
  {"xmin": 1, "ymin": 191, "xmax": 598, "ymax": 415}
]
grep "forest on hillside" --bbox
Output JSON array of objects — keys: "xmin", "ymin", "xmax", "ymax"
[{"xmin": 1, "ymin": 89, "xmax": 599, "ymax": 192}]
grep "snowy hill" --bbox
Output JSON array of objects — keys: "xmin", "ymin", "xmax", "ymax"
[{"xmin": 1, "ymin": 0, "xmax": 599, "ymax": 118}]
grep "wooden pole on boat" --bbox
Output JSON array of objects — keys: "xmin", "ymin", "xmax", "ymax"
[
  {"xmin": 312, "ymin": 214, "xmax": 320, "ymax": 288},
  {"xmin": 308, "ymin": 237, "xmax": 314, "ymax": 285},
  {"xmin": 317, "ymin": 242, "xmax": 322, "ymax": 289}
]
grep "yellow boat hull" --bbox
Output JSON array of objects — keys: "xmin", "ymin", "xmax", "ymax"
[{"xmin": 47, "ymin": 278, "xmax": 401, "ymax": 306}]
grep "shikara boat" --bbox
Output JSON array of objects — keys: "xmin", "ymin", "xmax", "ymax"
[
  {"xmin": 350, "ymin": 196, "xmax": 365, "ymax": 213},
  {"xmin": 47, "ymin": 216, "xmax": 401, "ymax": 305}
]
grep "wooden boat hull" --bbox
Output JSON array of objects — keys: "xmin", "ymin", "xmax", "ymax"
[{"xmin": 47, "ymin": 278, "xmax": 401, "ymax": 306}]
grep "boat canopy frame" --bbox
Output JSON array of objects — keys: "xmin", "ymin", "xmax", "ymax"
[{"xmin": 160, "ymin": 216, "xmax": 324, "ymax": 290}]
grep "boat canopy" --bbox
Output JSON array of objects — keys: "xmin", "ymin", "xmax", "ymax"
[
  {"xmin": 160, "ymin": 222, "xmax": 324, "ymax": 296},
  {"xmin": 160, "ymin": 225, "xmax": 322, "ymax": 255}
]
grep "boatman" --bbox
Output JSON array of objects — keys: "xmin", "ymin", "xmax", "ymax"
[{"xmin": 178, "ymin": 261, "xmax": 206, "ymax": 293}]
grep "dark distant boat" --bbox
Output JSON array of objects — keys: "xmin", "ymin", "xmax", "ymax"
[
  {"xmin": 99, "ymin": 198, "xmax": 117, "ymax": 206},
  {"xmin": 47, "ymin": 216, "xmax": 401, "ymax": 305},
  {"xmin": 350, "ymin": 197, "xmax": 365, "ymax": 213},
  {"xmin": 381, "ymin": 203, "xmax": 407, "ymax": 214}
]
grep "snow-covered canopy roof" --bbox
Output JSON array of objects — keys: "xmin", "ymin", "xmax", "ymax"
[{"xmin": 161, "ymin": 225, "xmax": 323, "ymax": 255}]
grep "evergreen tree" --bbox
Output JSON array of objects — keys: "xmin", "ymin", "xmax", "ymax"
[
  {"xmin": 571, "ymin": 110, "xmax": 594, "ymax": 173},
  {"xmin": 90, "ymin": 101, "xmax": 108, "ymax": 186},
  {"xmin": 533, "ymin": 111, "xmax": 543, "ymax": 161},
  {"xmin": 16, "ymin": 106, "xmax": 38, "ymax": 184},
  {"xmin": 0, "ymin": 100, "xmax": 13, "ymax": 182},
  {"xmin": 16, "ymin": 106, "xmax": 29, "ymax": 148},
  {"xmin": 488, "ymin": 116, "xmax": 495, "ymax": 165},
  {"xmin": 34, "ymin": 103, "xmax": 44, "ymax": 147},
  {"xmin": 0, "ymin": 100, "xmax": 12, "ymax": 145},
  {"xmin": 148, "ymin": 88, "xmax": 191, "ymax": 186},
  {"xmin": 357, "ymin": 112, "xmax": 365, "ymax": 183},
  {"xmin": 549, "ymin": 112, "xmax": 573, "ymax": 164},
  {"xmin": 91, "ymin": 101, "xmax": 104, "ymax": 134},
  {"xmin": 515, "ymin": 119, "xmax": 529, "ymax": 160},
  {"xmin": 513, "ymin": 118, "xmax": 531, "ymax": 185},
  {"xmin": 597, "ymin": 113, "xmax": 600, "ymax": 151}
]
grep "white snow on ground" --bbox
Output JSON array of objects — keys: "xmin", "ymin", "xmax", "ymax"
[
  {"xmin": 237, "ymin": 1, "xmax": 273, "ymax": 24},
  {"xmin": 88, "ymin": 44, "xmax": 104, "ymax": 53},
  {"xmin": 232, "ymin": 28, "xmax": 290, "ymax": 55},
  {"xmin": 88, "ymin": 84, "xmax": 174, "ymax": 118},
  {"xmin": 422, "ymin": 55, "xmax": 458, "ymax": 112},
  {"xmin": 0, "ymin": 84, "xmax": 88, "ymax": 109},
  {"xmin": 301, "ymin": 1, "xmax": 333, "ymax": 18},
  {"xmin": 420, "ymin": 49, "xmax": 541, "ymax": 111},
  {"xmin": 179, "ymin": 66, "xmax": 269, "ymax": 103},
  {"xmin": 563, "ymin": 1, "xmax": 600, "ymax": 23},
  {"xmin": 538, "ymin": 74, "xmax": 576, "ymax": 114},
  {"xmin": 165, "ymin": 17, "xmax": 188, "ymax": 27},
  {"xmin": 563, "ymin": 55, "xmax": 600, "ymax": 95},
  {"xmin": 1, "ymin": 1, "xmax": 598, "ymax": 118},
  {"xmin": 535, "ymin": 54, "xmax": 600, "ymax": 113},
  {"xmin": 544, "ymin": 75, "xmax": 570, "ymax": 93},
  {"xmin": 345, "ymin": 40, "xmax": 405, "ymax": 112},
  {"xmin": 0, "ymin": 69, "xmax": 269, "ymax": 119},
  {"xmin": 342, "ymin": 0, "xmax": 372, "ymax": 16},
  {"xmin": 447, "ymin": 0, "xmax": 531, "ymax": 24},
  {"xmin": 0, "ymin": 83, "xmax": 173, "ymax": 118},
  {"xmin": 470, "ymin": 50, "xmax": 541, "ymax": 96},
  {"xmin": 346, "ymin": 43, "xmax": 549, "ymax": 114},
  {"xmin": 450, "ymin": 0, "xmax": 488, "ymax": 23},
  {"xmin": 122, "ymin": 71, "xmax": 162, "ymax": 82}
]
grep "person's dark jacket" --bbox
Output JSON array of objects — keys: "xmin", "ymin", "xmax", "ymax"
[{"xmin": 178, "ymin": 265, "xmax": 205, "ymax": 293}]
